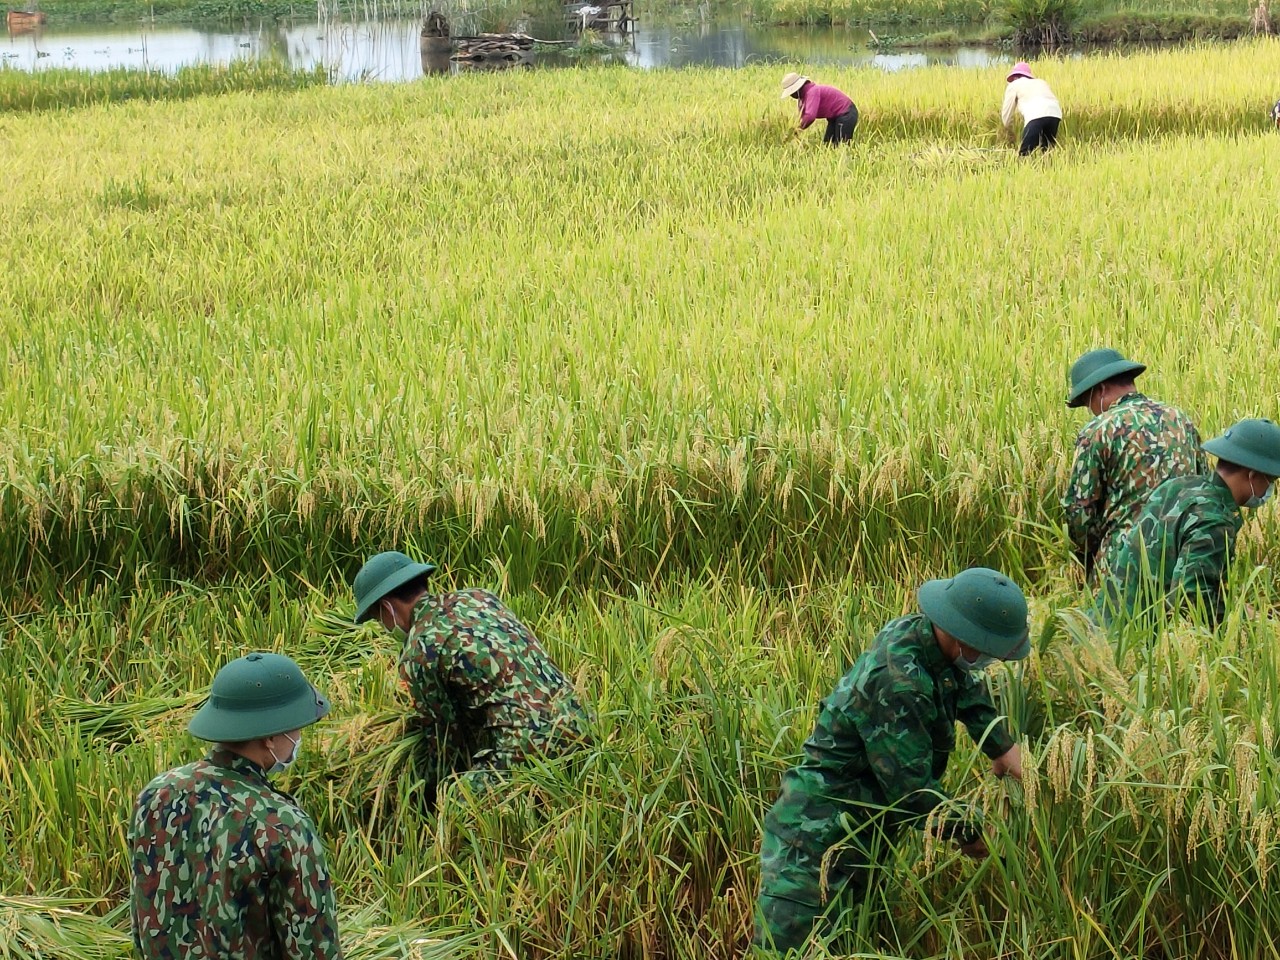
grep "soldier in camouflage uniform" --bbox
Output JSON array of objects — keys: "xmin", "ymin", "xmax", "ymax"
[
  {"xmin": 353, "ymin": 551, "xmax": 591, "ymax": 795},
  {"xmin": 1062, "ymin": 348, "xmax": 1207, "ymax": 582},
  {"xmin": 753, "ymin": 568, "xmax": 1030, "ymax": 954},
  {"xmin": 129, "ymin": 652, "xmax": 341, "ymax": 960},
  {"xmin": 1094, "ymin": 418, "xmax": 1280, "ymax": 628}
]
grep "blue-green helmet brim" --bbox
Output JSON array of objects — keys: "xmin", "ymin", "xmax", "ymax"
[
  {"xmin": 1066, "ymin": 359, "xmax": 1146, "ymax": 407},
  {"xmin": 353, "ymin": 560, "xmax": 436, "ymax": 623},
  {"xmin": 918, "ymin": 577, "xmax": 1030, "ymax": 660},
  {"xmin": 188, "ymin": 684, "xmax": 330, "ymax": 743},
  {"xmin": 1202, "ymin": 419, "xmax": 1280, "ymax": 478}
]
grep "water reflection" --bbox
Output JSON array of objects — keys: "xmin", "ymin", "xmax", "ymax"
[{"xmin": 1, "ymin": 16, "xmax": 1010, "ymax": 80}]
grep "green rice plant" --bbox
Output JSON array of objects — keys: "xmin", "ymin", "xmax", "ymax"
[
  {"xmin": 5, "ymin": 45, "xmax": 1280, "ymax": 599},
  {"xmin": 0, "ymin": 62, "xmax": 326, "ymax": 115},
  {"xmin": 8, "ymin": 576, "xmax": 1280, "ymax": 956},
  {"xmin": 4, "ymin": 41, "xmax": 1280, "ymax": 959},
  {"xmin": 0, "ymin": 897, "xmax": 484, "ymax": 958}
]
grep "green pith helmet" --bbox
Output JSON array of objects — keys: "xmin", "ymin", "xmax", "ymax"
[
  {"xmin": 1203, "ymin": 418, "xmax": 1280, "ymax": 478},
  {"xmin": 188, "ymin": 652, "xmax": 330, "ymax": 743},
  {"xmin": 1065, "ymin": 348, "xmax": 1147, "ymax": 408},
  {"xmin": 353, "ymin": 551, "xmax": 436, "ymax": 623},
  {"xmin": 918, "ymin": 567, "xmax": 1030, "ymax": 660}
]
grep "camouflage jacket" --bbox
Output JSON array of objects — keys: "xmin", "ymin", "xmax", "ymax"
[
  {"xmin": 129, "ymin": 749, "xmax": 342, "ymax": 960},
  {"xmin": 400, "ymin": 589, "xmax": 591, "ymax": 780},
  {"xmin": 762, "ymin": 614, "xmax": 1015, "ymax": 854},
  {"xmin": 1095, "ymin": 472, "xmax": 1243, "ymax": 626},
  {"xmin": 1062, "ymin": 392, "xmax": 1207, "ymax": 580}
]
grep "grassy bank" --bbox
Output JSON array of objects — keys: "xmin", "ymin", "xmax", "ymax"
[
  {"xmin": 34, "ymin": 0, "xmax": 420, "ymax": 23},
  {"xmin": 0, "ymin": 61, "xmax": 326, "ymax": 113},
  {"xmin": 5, "ymin": 43, "xmax": 1280, "ymax": 958},
  {"xmin": 740, "ymin": 0, "xmax": 1251, "ymax": 26},
  {"xmin": 869, "ymin": 10, "xmax": 1249, "ymax": 45},
  {"xmin": 28, "ymin": 0, "xmax": 1264, "ymax": 26},
  {"xmin": 1072, "ymin": 9, "xmax": 1251, "ymax": 39}
]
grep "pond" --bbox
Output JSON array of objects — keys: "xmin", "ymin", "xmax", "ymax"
[{"xmin": 1, "ymin": 15, "xmax": 1012, "ymax": 80}]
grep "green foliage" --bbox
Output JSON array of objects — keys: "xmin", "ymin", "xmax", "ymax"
[
  {"xmin": 738, "ymin": 0, "xmax": 1246, "ymax": 25},
  {"xmin": 742, "ymin": 0, "xmax": 996, "ymax": 27},
  {"xmin": 36, "ymin": 0, "xmax": 424, "ymax": 23},
  {"xmin": 1003, "ymin": 0, "xmax": 1081, "ymax": 44},
  {"xmin": 1072, "ymin": 10, "xmax": 1251, "ymax": 40}
]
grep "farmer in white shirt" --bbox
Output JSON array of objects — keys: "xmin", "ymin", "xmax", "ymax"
[{"xmin": 1001, "ymin": 61, "xmax": 1062, "ymax": 155}]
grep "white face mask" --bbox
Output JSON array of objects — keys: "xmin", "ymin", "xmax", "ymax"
[
  {"xmin": 267, "ymin": 732, "xmax": 301, "ymax": 775},
  {"xmin": 1088, "ymin": 387, "xmax": 1106, "ymax": 418},
  {"xmin": 1245, "ymin": 472, "xmax": 1273, "ymax": 510},
  {"xmin": 953, "ymin": 651, "xmax": 997, "ymax": 674},
  {"xmin": 383, "ymin": 601, "xmax": 409, "ymax": 641}
]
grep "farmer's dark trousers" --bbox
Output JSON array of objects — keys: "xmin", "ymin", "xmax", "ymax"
[
  {"xmin": 1020, "ymin": 116, "xmax": 1060, "ymax": 155},
  {"xmin": 823, "ymin": 105, "xmax": 859, "ymax": 145}
]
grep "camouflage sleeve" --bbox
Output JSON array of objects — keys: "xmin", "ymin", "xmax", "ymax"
[
  {"xmin": 269, "ymin": 820, "xmax": 344, "ymax": 959},
  {"xmin": 399, "ymin": 634, "xmax": 459, "ymax": 781},
  {"xmin": 848, "ymin": 671, "xmax": 978, "ymax": 842},
  {"xmin": 127, "ymin": 796, "xmax": 153, "ymax": 957},
  {"xmin": 1190, "ymin": 421, "xmax": 1211, "ymax": 475},
  {"xmin": 1063, "ymin": 429, "xmax": 1106, "ymax": 569},
  {"xmin": 1168, "ymin": 513, "xmax": 1234, "ymax": 625},
  {"xmin": 954, "ymin": 676, "xmax": 1015, "ymax": 760}
]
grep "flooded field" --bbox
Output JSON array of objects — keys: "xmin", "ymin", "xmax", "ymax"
[{"xmin": 1, "ymin": 16, "xmax": 1005, "ymax": 79}]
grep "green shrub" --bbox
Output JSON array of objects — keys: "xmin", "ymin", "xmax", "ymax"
[{"xmin": 1002, "ymin": 0, "xmax": 1080, "ymax": 44}]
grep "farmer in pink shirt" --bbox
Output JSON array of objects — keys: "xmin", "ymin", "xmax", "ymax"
[{"xmin": 780, "ymin": 72, "xmax": 858, "ymax": 145}]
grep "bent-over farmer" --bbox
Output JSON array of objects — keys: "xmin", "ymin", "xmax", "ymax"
[
  {"xmin": 353, "ymin": 551, "xmax": 591, "ymax": 796},
  {"xmin": 1062, "ymin": 348, "xmax": 1206, "ymax": 583},
  {"xmin": 1001, "ymin": 61, "xmax": 1062, "ymax": 155},
  {"xmin": 130, "ymin": 652, "xmax": 341, "ymax": 960},
  {"xmin": 781, "ymin": 72, "xmax": 859, "ymax": 145},
  {"xmin": 753, "ymin": 567, "xmax": 1029, "ymax": 954},
  {"xmin": 1095, "ymin": 418, "xmax": 1280, "ymax": 627}
]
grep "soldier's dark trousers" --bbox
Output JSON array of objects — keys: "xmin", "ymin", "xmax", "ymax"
[
  {"xmin": 752, "ymin": 827, "xmax": 887, "ymax": 954},
  {"xmin": 823, "ymin": 106, "xmax": 859, "ymax": 145}
]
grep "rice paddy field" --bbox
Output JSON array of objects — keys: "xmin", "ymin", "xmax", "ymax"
[{"xmin": 4, "ymin": 41, "xmax": 1280, "ymax": 959}]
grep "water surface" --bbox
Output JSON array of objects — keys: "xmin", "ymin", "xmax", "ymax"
[{"xmin": 2, "ymin": 16, "xmax": 1010, "ymax": 79}]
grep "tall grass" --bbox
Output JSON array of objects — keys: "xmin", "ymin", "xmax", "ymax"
[
  {"xmin": 5, "ymin": 576, "xmax": 1280, "ymax": 956},
  {"xmin": 0, "ymin": 62, "xmax": 326, "ymax": 114},
  {"xmin": 4, "ymin": 43, "xmax": 1280, "ymax": 958}
]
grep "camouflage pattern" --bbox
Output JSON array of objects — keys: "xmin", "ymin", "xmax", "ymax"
[
  {"xmin": 1063, "ymin": 392, "xmax": 1207, "ymax": 581},
  {"xmin": 753, "ymin": 614, "xmax": 1015, "ymax": 953},
  {"xmin": 129, "ymin": 748, "xmax": 341, "ymax": 960},
  {"xmin": 1094, "ymin": 472, "xmax": 1243, "ymax": 627},
  {"xmin": 401, "ymin": 589, "xmax": 591, "ymax": 788}
]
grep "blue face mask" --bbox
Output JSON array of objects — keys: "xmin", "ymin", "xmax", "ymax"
[
  {"xmin": 953, "ymin": 651, "xmax": 997, "ymax": 674},
  {"xmin": 267, "ymin": 732, "xmax": 300, "ymax": 776},
  {"xmin": 1245, "ymin": 474, "xmax": 1274, "ymax": 510}
]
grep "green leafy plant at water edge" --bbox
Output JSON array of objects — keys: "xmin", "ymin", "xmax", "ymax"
[{"xmin": 1003, "ymin": 0, "xmax": 1081, "ymax": 44}]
